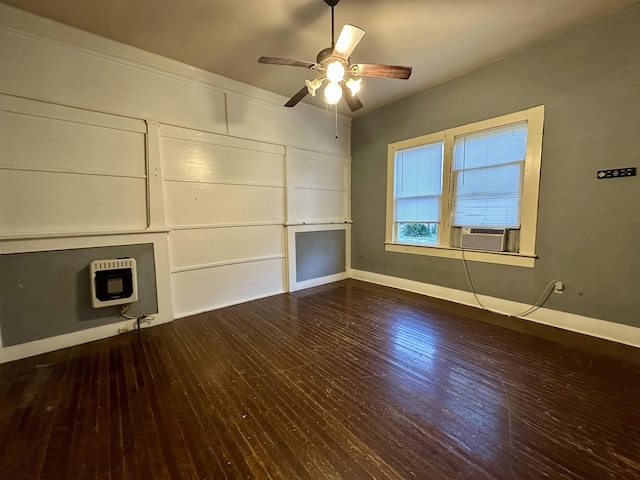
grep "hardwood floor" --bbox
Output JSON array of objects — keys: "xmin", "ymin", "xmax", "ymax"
[{"xmin": 1, "ymin": 279, "xmax": 639, "ymax": 479}]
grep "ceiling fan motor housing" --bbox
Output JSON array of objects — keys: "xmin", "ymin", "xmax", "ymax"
[{"xmin": 316, "ymin": 47, "xmax": 344, "ymax": 65}]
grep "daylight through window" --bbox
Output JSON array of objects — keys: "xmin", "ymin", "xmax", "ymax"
[{"xmin": 386, "ymin": 106, "xmax": 544, "ymax": 267}]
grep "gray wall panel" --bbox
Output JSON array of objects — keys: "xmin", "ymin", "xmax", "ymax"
[
  {"xmin": 351, "ymin": 4, "xmax": 640, "ymax": 327},
  {"xmin": 0, "ymin": 244, "xmax": 157, "ymax": 346},
  {"xmin": 296, "ymin": 230, "xmax": 346, "ymax": 282}
]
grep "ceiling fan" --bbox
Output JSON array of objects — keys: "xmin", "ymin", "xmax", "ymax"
[{"xmin": 257, "ymin": 0, "xmax": 412, "ymax": 112}]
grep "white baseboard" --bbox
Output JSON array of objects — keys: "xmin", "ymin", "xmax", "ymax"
[
  {"xmin": 4, "ymin": 269, "xmax": 637, "ymax": 364},
  {"xmin": 0, "ymin": 312, "xmax": 173, "ymax": 364},
  {"xmin": 173, "ymin": 289, "xmax": 286, "ymax": 320},
  {"xmin": 350, "ymin": 269, "xmax": 640, "ymax": 349},
  {"xmin": 289, "ymin": 271, "xmax": 350, "ymax": 293}
]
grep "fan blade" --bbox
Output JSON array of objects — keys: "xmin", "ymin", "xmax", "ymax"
[
  {"xmin": 351, "ymin": 63, "xmax": 412, "ymax": 80},
  {"xmin": 341, "ymin": 84, "xmax": 363, "ymax": 112},
  {"xmin": 284, "ymin": 86, "xmax": 309, "ymax": 107},
  {"xmin": 258, "ymin": 56, "xmax": 316, "ymax": 69},
  {"xmin": 332, "ymin": 24, "xmax": 365, "ymax": 61}
]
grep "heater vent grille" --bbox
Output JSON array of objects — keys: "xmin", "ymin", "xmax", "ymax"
[
  {"xmin": 92, "ymin": 258, "xmax": 136, "ymax": 271},
  {"xmin": 90, "ymin": 258, "xmax": 138, "ymax": 308}
]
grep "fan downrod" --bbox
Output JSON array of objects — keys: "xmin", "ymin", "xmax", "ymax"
[{"xmin": 324, "ymin": 0, "xmax": 341, "ymax": 48}]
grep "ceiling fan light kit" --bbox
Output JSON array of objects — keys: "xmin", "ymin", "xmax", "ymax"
[
  {"xmin": 257, "ymin": 0, "xmax": 412, "ymax": 112},
  {"xmin": 305, "ymin": 78, "xmax": 323, "ymax": 96},
  {"xmin": 324, "ymin": 81, "xmax": 343, "ymax": 104},
  {"xmin": 326, "ymin": 61, "xmax": 345, "ymax": 83},
  {"xmin": 345, "ymin": 77, "xmax": 361, "ymax": 95}
]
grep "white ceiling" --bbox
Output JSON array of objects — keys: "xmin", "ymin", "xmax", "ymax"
[{"xmin": 1, "ymin": 0, "xmax": 636, "ymax": 116}]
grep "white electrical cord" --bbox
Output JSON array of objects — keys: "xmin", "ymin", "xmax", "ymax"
[
  {"xmin": 460, "ymin": 247, "xmax": 559, "ymax": 318},
  {"xmin": 119, "ymin": 303, "xmax": 155, "ymax": 330},
  {"xmin": 119, "ymin": 303, "xmax": 137, "ymax": 320}
]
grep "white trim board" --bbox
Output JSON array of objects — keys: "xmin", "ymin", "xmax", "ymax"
[
  {"xmin": 350, "ymin": 269, "xmax": 640, "ymax": 349},
  {"xmin": 286, "ymin": 224, "xmax": 351, "ymax": 293},
  {"xmin": 0, "ymin": 317, "xmax": 168, "ymax": 364},
  {"xmin": 172, "ymin": 289, "xmax": 287, "ymax": 321}
]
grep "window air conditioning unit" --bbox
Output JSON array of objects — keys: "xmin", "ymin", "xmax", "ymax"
[
  {"xmin": 460, "ymin": 227, "xmax": 507, "ymax": 252},
  {"xmin": 90, "ymin": 258, "xmax": 138, "ymax": 308}
]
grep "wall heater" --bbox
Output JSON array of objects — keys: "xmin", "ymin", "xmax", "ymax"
[{"xmin": 90, "ymin": 258, "xmax": 138, "ymax": 308}]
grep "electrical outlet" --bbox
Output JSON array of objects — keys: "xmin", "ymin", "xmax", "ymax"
[{"xmin": 553, "ymin": 281, "xmax": 565, "ymax": 294}]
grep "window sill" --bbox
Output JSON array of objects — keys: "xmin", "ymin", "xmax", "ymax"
[{"xmin": 385, "ymin": 242, "xmax": 536, "ymax": 268}]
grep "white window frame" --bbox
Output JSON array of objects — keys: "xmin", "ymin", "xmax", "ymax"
[{"xmin": 385, "ymin": 105, "xmax": 544, "ymax": 268}]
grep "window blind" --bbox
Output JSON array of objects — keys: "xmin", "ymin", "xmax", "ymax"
[
  {"xmin": 453, "ymin": 122, "xmax": 527, "ymax": 228},
  {"xmin": 394, "ymin": 141, "xmax": 444, "ymax": 223}
]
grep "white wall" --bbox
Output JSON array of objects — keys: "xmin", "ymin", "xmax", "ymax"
[
  {"xmin": 0, "ymin": 4, "xmax": 351, "ymax": 361},
  {"xmin": 285, "ymin": 147, "xmax": 352, "ymax": 291},
  {"xmin": 160, "ymin": 126, "xmax": 287, "ymax": 317}
]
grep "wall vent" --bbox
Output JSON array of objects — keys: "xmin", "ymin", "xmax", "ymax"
[
  {"xmin": 90, "ymin": 258, "xmax": 138, "ymax": 308},
  {"xmin": 460, "ymin": 227, "xmax": 507, "ymax": 252}
]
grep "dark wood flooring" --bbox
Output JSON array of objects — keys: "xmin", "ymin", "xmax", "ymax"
[{"xmin": 1, "ymin": 279, "xmax": 639, "ymax": 479}]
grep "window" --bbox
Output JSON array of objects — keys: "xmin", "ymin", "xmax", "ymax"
[
  {"xmin": 393, "ymin": 141, "xmax": 443, "ymax": 245},
  {"xmin": 386, "ymin": 106, "xmax": 544, "ymax": 267}
]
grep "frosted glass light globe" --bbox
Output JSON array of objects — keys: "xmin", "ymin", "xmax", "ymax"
[
  {"xmin": 324, "ymin": 81, "xmax": 343, "ymax": 104},
  {"xmin": 326, "ymin": 61, "xmax": 345, "ymax": 83}
]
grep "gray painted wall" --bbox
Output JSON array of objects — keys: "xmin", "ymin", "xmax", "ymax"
[
  {"xmin": 351, "ymin": 4, "xmax": 640, "ymax": 328},
  {"xmin": 0, "ymin": 244, "xmax": 157, "ymax": 346},
  {"xmin": 296, "ymin": 230, "xmax": 346, "ymax": 282}
]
